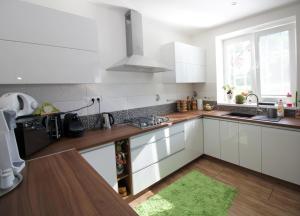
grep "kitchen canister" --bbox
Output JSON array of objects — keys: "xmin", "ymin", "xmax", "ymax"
[{"xmin": 197, "ymin": 99, "xmax": 203, "ymax": 110}]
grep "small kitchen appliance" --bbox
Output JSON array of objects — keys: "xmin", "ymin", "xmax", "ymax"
[
  {"xmin": 15, "ymin": 116, "xmax": 53, "ymax": 159},
  {"xmin": 43, "ymin": 114, "xmax": 63, "ymax": 140},
  {"xmin": 0, "ymin": 92, "xmax": 38, "ymax": 196},
  {"xmin": 102, "ymin": 113, "xmax": 115, "ymax": 129},
  {"xmin": 63, "ymin": 113, "xmax": 85, "ymax": 137},
  {"xmin": 126, "ymin": 115, "xmax": 169, "ymax": 129},
  {"xmin": 0, "ymin": 93, "xmax": 38, "ymax": 117}
]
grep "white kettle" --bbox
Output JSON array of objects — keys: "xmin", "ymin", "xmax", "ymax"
[{"xmin": 0, "ymin": 93, "xmax": 38, "ymax": 117}]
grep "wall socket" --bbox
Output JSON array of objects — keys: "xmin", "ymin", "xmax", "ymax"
[{"xmin": 85, "ymin": 96, "xmax": 103, "ymax": 104}]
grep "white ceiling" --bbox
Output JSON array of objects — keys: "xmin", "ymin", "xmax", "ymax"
[{"xmin": 90, "ymin": 0, "xmax": 298, "ymax": 29}]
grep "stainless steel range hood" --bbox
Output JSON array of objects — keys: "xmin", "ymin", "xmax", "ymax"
[{"xmin": 107, "ymin": 10, "xmax": 170, "ymax": 73}]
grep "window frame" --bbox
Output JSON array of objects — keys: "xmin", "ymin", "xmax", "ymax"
[
  {"xmin": 219, "ymin": 20, "xmax": 297, "ymax": 104},
  {"xmin": 254, "ymin": 24, "xmax": 296, "ymax": 102}
]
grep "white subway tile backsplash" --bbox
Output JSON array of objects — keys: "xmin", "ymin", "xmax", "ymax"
[
  {"xmin": 53, "ymin": 100, "xmax": 88, "ymax": 116},
  {"xmin": 0, "ymin": 83, "xmax": 194, "ymax": 115}
]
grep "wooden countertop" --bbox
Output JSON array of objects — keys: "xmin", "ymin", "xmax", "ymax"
[
  {"xmin": 2, "ymin": 110, "xmax": 300, "ymax": 216},
  {"xmin": 0, "ymin": 150, "xmax": 138, "ymax": 216},
  {"xmin": 30, "ymin": 110, "xmax": 300, "ymax": 160}
]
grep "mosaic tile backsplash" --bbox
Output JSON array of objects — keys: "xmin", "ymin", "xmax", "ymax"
[
  {"xmin": 79, "ymin": 101, "xmax": 296, "ymax": 130},
  {"xmin": 80, "ymin": 103, "xmax": 177, "ymax": 130}
]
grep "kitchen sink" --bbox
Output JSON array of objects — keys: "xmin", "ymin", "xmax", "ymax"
[
  {"xmin": 226, "ymin": 112, "xmax": 256, "ymax": 118},
  {"xmin": 224, "ymin": 112, "xmax": 282, "ymax": 122}
]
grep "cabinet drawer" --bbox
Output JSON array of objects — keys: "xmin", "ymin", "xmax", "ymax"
[
  {"xmin": 131, "ymin": 132, "xmax": 185, "ymax": 173},
  {"xmin": 130, "ymin": 123, "xmax": 184, "ymax": 149},
  {"xmin": 132, "ymin": 150, "xmax": 186, "ymax": 195}
]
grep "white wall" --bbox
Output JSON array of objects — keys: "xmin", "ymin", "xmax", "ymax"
[
  {"xmin": 191, "ymin": 2, "xmax": 300, "ymax": 101},
  {"xmin": 0, "ymin": 0, "xmax": 193, "ymax": 115}
]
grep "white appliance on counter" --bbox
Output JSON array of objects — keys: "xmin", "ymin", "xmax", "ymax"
[{"xmin": 0, "ymin": 93, "xmax": 38, "ymax": 196}]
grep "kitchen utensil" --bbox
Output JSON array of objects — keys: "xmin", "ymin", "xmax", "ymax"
[
  {"xmin": 102, "ymin": 113, "xmax": 114, "ymax": 129},
  {"xmin": 204, "ymin": 104, "xmax": 214, "ymax": 111},
  {"xmin": 197, "ymin": 99, "xmax": 203, "ymax": 110}
]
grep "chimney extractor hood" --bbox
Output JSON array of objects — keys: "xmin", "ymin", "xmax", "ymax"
[{"xmin": 107, "ymin": 10, "xmax": 171, "ymax": 73}]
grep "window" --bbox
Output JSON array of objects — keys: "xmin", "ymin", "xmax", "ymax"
[{"xmin": 221, "ymin": 23, "xmax": 296, "ymax": 102}]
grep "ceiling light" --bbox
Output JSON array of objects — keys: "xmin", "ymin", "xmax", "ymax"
[{"xmin": 17, "ymin": 77, "xmax": 22, "ymax": 80}]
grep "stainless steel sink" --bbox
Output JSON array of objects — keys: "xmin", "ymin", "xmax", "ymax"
[
  {"xmin": 224, "ymin": 112, "xmax": 282, "ymax": 122},
  {"xmin": 251, "ymin": 115, "xmax": 282, "ymax": 122},
  {"xmin": 226, "ymin": 112, "xmax": 256, "ymax": 118}
]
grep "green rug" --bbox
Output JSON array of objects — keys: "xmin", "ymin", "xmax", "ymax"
[{"xmin": 134, "ymin": 171, "xmax": 237, "ymax": 216}]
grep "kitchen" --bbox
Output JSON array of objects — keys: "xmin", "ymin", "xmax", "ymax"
[{"xmin": 0, "ymin": 0, "xmax": 300, "ymax": 215}]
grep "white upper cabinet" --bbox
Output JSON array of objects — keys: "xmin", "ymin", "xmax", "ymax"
[
  {"xmin": 239, "ymin": 123, "xmax": 262, "ymax": 173},
  {"xmin": 161, "ymin": 42, "xmax": 206, "ymax": 83},
  {"xmin": 262, "ymin": 127, "xmax": 300, "ymax": 185},
  {"xmin": 0, "ymin": 0, "xmax": 99, "ymax": 84},
  {"xmin": 0, "ymin": 0, "xmax": 97, "ymax": 51},
  {"xmin": 220, "ymin": 121, "xmax": 239, "ymax": 165}
]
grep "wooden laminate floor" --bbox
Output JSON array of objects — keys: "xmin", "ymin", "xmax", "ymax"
[{"xmin": 129, "ymin": 156, "xmax": 300, "ymax": 216}]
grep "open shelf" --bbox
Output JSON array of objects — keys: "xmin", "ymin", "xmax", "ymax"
[{"xmin": 115, "ymin": 139, "xmax": 132, "ymax": 198}]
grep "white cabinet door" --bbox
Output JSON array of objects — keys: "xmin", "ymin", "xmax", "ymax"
[
  {"xmin": 220, "ymin": 121, "xmax": 239, "ymax": 165},
  {"xmin": 184, "ymin": 119, "xmax": 203, "ymax": 163},
  {"xmin": 161, "ymin": 42, "xmax": 206, "ymax": 83},
  {"xmin": 0, "ymin": 0, "xmax": 97, "ymax": 51},
  {"xmin": 81, "ymin": 143, "xmax": 118, "ymax": 192},
  {"xmin": 0, "ymin": 40, "xmax": 100, "ymax": 84},
  {"xmin": 239, "ymin": 123, "xmax": 262, "ymax": 172},
  {"xmin": 262, "ymin": 127, "xmax": 300, "ymax": 185},
  {"xmin": 204, "ymin": 118, "xmax": 220, "ymax": 158}
]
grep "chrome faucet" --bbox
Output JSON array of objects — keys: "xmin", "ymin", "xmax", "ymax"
[{"xmin": 246, "ymin": 93, "xmax": 263, "ymax": 114}]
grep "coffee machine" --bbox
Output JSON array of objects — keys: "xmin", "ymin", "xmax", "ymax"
[{"xmin": 0, "ymin": 93, "xmax": 38, "ymax": 197}]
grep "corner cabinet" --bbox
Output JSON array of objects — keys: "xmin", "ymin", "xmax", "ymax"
[
  {"xmin": 262, "ymin": 127, "xmax": 300, "ymax": 185},
  {"xmin": 80, "ymin": 143, "xmax": 118, "ymax": 192},
  {"xmin": 161, "ymin": 42, "xmax": 206, "ymax": 83},
  {"xmin": 184, "ymin": 118, "xmax": 204, "ymax": 162}
]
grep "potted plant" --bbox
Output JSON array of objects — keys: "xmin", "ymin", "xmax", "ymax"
[
  {"xmin": 223, "ymin": 85, "xmax": 234, "ymax": 102},
  {"xmin": 235, "ymin": 94, "xmax": 245, "ymax": 104}
]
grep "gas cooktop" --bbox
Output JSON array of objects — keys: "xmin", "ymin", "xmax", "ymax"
[{"xmin": 125, "ymin": 115, "xmax": 169, "ymax": 129}]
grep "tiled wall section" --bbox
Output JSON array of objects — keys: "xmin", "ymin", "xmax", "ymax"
[
  {"xmin": 0, "ymin": 83, "xmax": 192, "ymax": 116},
  {"xmin": 85, "ymin": 103, "xmax": 177, "ymax": 129}
]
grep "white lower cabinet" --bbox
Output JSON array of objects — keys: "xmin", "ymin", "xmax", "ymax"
[
  {"xmin": 262, "ymin": 127, "xmax": 300, "ymax": 185},
  {"xmin": 238, "ymin": 123, "xmax": 262, "ymax": 173},
  {"xmin": 80, "ymin": 143, "xmax": 118, "ymax": 192},
  {"xmin": 131, "ymin": 120, "xmax": 205, "ymax": 195},
  {"xmin": 184, "ymin": 118, "xmax": 204, "ymax": 162},
  {"xmin": 204, "ymin": 118, "xmax": 220, "ymax": 158},
  {"xmin": 132, "ymin": 150, "xmax": 186, "ymax": 195},
  {"xmin": 220, "ymin": 121, "xmax": 239, "ymax": 165},
  {"xmin": 131, "ymin": 131, "xmax": 185, "ymax": 173}
]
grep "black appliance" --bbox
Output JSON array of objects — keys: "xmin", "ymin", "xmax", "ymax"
[
  {"xmin": 15, "ymin": 115, "xmax": 59, "ymax": 159},
  {"xmin": 43, "ymin": 114, "xmax": 63, "ymax": 140},
  {"xmin": 63, "ymin": 113, "xmax": 85, "ymax": 137}
]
